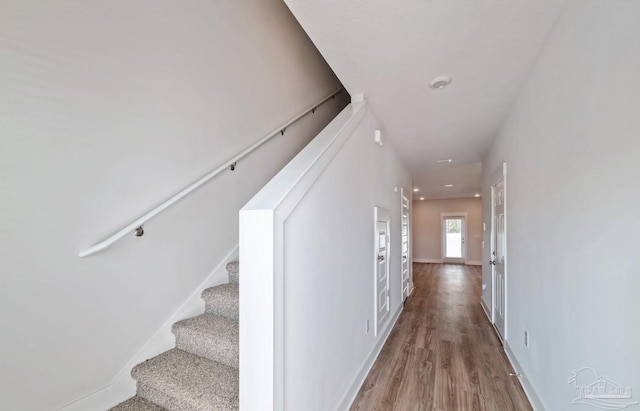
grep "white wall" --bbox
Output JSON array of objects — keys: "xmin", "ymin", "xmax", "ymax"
[
  {"xmin": 482, "ymin": 1, "xmax": 640, "ymax": 409},
  {"xmin": 412, "ymin": 197, "xmax": 483, "ymax": 264},
  {"xmin": 0, "ymin": 1, "xmax": 346, "ymax": 410},
  {"xmin": 282, "ymin": 107, "xmax": 411, "ymax": 410}
]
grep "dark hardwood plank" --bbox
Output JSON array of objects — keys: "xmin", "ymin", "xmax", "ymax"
[{"xmin": 349, "ymin": 263, "xmax": 532, "ymax": 411}]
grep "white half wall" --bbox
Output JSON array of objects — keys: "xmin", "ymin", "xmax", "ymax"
[
  {"xmin": 240, "ymin": 101, "xmax": 412, "ymax": 410},
  {"xmin": 482, "ymin": 1, "xmax": 640, "ymax": 409},
  {"xmin": 0, "ymin": 1, "xmax": 347, "ymax": 409}
]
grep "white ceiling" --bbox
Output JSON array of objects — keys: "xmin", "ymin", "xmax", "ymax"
[{"xmin": 284, "ymin": 0, "xmax": 567, "ymax": 199}]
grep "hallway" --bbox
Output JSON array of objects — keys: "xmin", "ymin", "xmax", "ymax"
[{"xmin": 350, "ymin": 263, "xmax": 531, "ymax": 411}]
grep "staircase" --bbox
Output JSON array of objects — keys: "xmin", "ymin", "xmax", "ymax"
[{"xmin": 111, "ymin": 262, "xmax": 240, "ymax": 411}]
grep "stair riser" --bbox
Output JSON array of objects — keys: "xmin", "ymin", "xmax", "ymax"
[
  {"xmin": 201, "ymin": 283, "xmax": 239, "ymax": 321},
  {"xmin": 226, "ymin": 262, "xmax": 239, "ymax": 284},
  {"xmin": 174, "ymin": 331, "xmax": 239, "ymax": 369},
  {"xmin": 204, "ymin": 300, "xmax": 239, "ymax": 321},
  {"xmin": 137, "ymin": 383, "xmax": 179, "ymax": 411}
]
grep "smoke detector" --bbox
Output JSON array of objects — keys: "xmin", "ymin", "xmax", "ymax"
[{"xmin": 429, "ymin": 76, "xmax": 452, "ymax": 90}]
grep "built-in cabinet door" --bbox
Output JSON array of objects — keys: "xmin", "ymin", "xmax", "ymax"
[
  {"xmin": 376, "ymin": 221, "xmax": 390, "ymax": 332},
  {"xmin": 375, "ymin": 207, "xmax": 391, "ymax": 336}
]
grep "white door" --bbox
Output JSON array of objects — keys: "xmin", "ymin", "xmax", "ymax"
[
  {"xmin": 374, "ymin": 207, "xmax": 390, "ymax": 336},
  {"xmin": 492, "ymin": 179, "xmax": 506, "ymax": 340},
  {"xmin": 442, "ymin": 214, "xmax": 466, "ymax": 264},
  {"xmin": 401, "ymin": 189, "xmax": 411, "ymax": 300}
]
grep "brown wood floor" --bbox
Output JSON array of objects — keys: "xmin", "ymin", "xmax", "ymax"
[{"xmin": 350, "ymin": 263, "xmax": 532, "ymax": 411}]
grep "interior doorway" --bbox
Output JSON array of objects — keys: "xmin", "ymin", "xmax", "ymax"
[{"xmin": 441, "ymin": 213, "xmax": 467, "ymax": 264}]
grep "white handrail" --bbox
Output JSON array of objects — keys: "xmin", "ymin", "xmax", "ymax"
[{"xmin": 78, "ymin": 86, "xmax": 344, "ymax": 257}]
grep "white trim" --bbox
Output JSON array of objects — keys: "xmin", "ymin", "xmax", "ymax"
[
  {"xmin": 503, "ymin": 164, "xmax": 508, "ymax": 338},
  {"xmin": 490, "ymin": 162, "xmax": 507, "ymax": 339},
  {"xmin": 504, "ymin": 342, "xmax": 546, "ymax": 411},
  {"xmin": 414, "ymin": 260, "xmax": 482, "ymax": 266},
  {"xmin": 480, "ymin": 299, "xmax": 492, "ymax": 322},
  {"xmin": 337, "ymin": 305, "xmax": 403, "ymax": 411},
  {"xmin": 55, "ymin": 245, "xmax": 239, "ymax": 410},
  {"xmin": 53, "ymin": 385, "xmax": 114, "ymax": 411},
  {"xmin": 413, "ymin": 258, "xmax": 443, "ymax": 264},
  {"xmin": 400, "ymin": 187, "xmax": 412, "ymax": 300}
]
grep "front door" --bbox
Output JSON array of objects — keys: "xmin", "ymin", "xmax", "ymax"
[
  {"xmin": 442, "ymin": 215, "xmax": 466, "ymax": 264},
  {"xmin": 492, "ymin": 179, "xmax": 506, "ymax": 340}
]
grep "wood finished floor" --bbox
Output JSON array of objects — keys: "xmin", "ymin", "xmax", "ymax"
[{"xmin": 350, "ymin": 263, "xmax": 532, "ymax": 411}]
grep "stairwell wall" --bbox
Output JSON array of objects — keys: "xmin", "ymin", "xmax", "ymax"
[
  {"xmin": 283, "ymin": 107, "xmax": 411, "ymax": 410},
  {"xmin": 481, "ymin": 1, "xmax": 640, "ymax": 409},
  {"xmin": 240, "ymin": 101, "xmax": 412, "ymax": 410},
  {"xmin": 0, "ymin": 1, "xmax": 346, "ymax": 410}
]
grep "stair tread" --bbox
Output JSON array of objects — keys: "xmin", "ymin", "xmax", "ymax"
[
  {"xmin": 172, "ymin": 314, "xmax": 239, "ymax": 368},
  {"xmin": 201, "ymin": 283, "xmax": 239, "ymax": 320},
  {"xmin": 109, "ymin": 395, "xmax": 166, "ymax": 411},
  {"xmin": 132, "ymin": 348, "xmax": 238, "ymax": 410}
]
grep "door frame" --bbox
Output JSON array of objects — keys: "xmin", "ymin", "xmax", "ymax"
[
  {"xmin": 490, "ymin": 162, "xmax": 507, "ymax": 340},
  {"xmin": 441, "ymin": 212, "xmax": 467, "ymax": 264}
]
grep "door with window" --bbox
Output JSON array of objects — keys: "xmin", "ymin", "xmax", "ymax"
[{"xmin": 442, "ymin": 214, "xmax": 466, "ymax": 264}]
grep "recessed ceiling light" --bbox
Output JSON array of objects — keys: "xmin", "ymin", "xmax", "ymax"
[
  {"xmin": 419, "ymin": 196, "xmax": 425, "ymax": 200},
  {"xmin": 443, "ymin": 184, "xmax": 453, "ymax": 188},
  {"xmin": 436, "ymin": 159, "xmax": 452, "ymax": 164},
  {"xmin": 413, "ymin": 187, "xmax": 419, "ymax": 192},
  {"xmin": 474, "ymin": 193, "xmax": 481, "ymax": 197},
  {"xmin": 429, "ymin": 76, "xmax": 452, "ymax": 90}
]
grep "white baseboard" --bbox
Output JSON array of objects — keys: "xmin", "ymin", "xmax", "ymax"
[
  {"xmin": 413, "ymin": 258, "xmax": 481, "ymax": 266},
  {"xmin": 480, "ymin": 298, "xmax": 491, "ymax": 322},
  {"xmin": 504, "ymin": 342, "xmax": 546, "ymax": 411},
  {"xmin": 54, "ymin": 384, "xmax": 116, "ymax": 411},
  {"xmin": 56, "ymin": 245, "xmax": 239, "ymax": 411},
  {"xmin": 336, "ymin": 305, "xmax": 403, "ymax": 411}
]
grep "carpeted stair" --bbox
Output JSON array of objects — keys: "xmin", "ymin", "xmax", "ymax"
[{"xmin": 111, "ymin": 262, "xmax": 239, "ymax": 411}]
